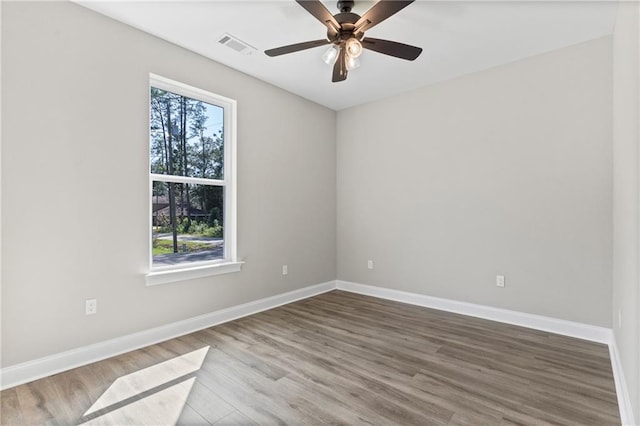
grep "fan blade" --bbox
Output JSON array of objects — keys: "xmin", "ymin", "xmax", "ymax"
[
  {"xmin": 332, "ymin": 46, "xmax": 348, "ymax": 82},
  {"xmin": 354, "ymin": 1, "xmax": 414, "ymax": 33},
  {"xmin": 265, "ymin": 39, "xmax": 330, "ymax": 57},
  {"xmin": 362, "ymin": 37, "xmax": 422, "ymax": 61},
  {"xmin": 296, "ymin": 0, "xmax": 340, "ymax": 33}
]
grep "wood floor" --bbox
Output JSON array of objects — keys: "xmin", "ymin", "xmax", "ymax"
[{"xmin": 1, "ymin": 290, "xmax": 620, "ymax": 425}]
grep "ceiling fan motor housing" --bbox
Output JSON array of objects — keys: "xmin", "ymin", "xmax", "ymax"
[
  {"xmin": 328, "ymin": 11, "xmax": 361, "ymax": 43},
  {"xmin": 337, "ymin": 0, "xmax": 355, "ymax": 13}
]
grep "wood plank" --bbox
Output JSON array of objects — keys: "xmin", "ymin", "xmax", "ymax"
[
  {"xmin": 213, "ymin": 410, "xmax": 258, "ymax": 425},
  {"xmin": 176, "ymin": 402, "xmax": 211, "ymax": 426},
  {"xmin": 0, "ymin": 388, "xmax": 25, "ymax": 426}
]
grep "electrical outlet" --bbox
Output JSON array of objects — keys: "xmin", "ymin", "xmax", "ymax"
[
  {"xmin": 496, "ymin": 275, "xmax": 505, "ymax": 288},
  {"xmin": 367, "ymin": 260, "xmax": 373, "ymax": 270},
  {"xmin": 282, "ymin": 265, "xmax": 288, "ymax": 275},
  {"xmin": 85, "ymin": 299, "xmax": 97, "ymax": 315}
]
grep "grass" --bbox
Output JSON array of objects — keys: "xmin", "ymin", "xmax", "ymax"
[{"xmin": 152, "ymin": 238, "xmax": 214, "ymax": 256}]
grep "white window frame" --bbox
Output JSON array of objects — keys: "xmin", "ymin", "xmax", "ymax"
[{"xmin": 146, "ymin": 74, "xmax": 241, "ymax": 286}]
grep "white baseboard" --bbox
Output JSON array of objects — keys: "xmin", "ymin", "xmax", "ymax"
[
  {"xmin": 0, "ymin": 280, "xmax": 335, "ymax": 390},
  {"xmin": 609, "ymin": 336, "xmax": 637, "ymax": 426},
  {"xmin": 336, "ymin": 280, "xmax": 612, "ymax": 344}
]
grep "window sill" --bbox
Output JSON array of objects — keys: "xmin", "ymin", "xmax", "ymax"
[{"xmin": 146, "ymin": 261, "xmax": 243, "ymax": 286}]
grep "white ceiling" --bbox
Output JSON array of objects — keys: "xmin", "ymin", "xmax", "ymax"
[{"xmin": 77, "ymin": 0, "xmax": 617, "ymax": 110}]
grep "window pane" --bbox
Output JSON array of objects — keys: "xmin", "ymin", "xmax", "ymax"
[
  {"xmin": 150, "ymin": 87, "xmax": 224, "ymax": 179},
  {"xmin": 152, "ymin": 181, "xmax": 224, "ymax": 266}
]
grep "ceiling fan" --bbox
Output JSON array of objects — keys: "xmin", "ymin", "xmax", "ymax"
[{"xmin": 265, "ymin": 0, "xmax": 423, "ymax": 82}]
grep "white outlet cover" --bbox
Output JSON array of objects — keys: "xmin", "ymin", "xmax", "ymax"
[{"xmin": 85, "ymin": 299, "xmax": 97, "ymax": 315}]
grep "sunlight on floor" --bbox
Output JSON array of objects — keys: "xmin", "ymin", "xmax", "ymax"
[{"xmin": 79, "ymin": 346, "xmax": 210, "ymax": 425}]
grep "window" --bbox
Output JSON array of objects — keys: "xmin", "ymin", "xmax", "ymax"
[{"xmin": 146, "ymin": 74, "xmax": 240, "ymax": 285}]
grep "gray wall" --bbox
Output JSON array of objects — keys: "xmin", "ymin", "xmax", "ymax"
[
  {"xmin": 612, "ymin": 2, "xmax": 640, "ymax": 420},
  {"xmin": 1, "ymin": 2, "xmax": 336, "ymax": 367},
  {"xmin": 337, "ymin": 37, "xmax": 613, "ymax": 327}
]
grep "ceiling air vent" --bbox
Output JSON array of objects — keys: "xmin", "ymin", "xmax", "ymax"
[{"xmin": 218, "ymin": 33, "xmax": 256, "ymax": 55}]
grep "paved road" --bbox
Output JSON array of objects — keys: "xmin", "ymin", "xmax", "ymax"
[{"xmin": 155, "ymin": 233, "xmax": 223, "ymax": 246}]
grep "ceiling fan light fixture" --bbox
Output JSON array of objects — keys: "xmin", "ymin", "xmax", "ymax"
[
  {"xmin": 322, "ymin": 44, "xmax": 340, "ymax": 65},
  {"xmin": 346, "ymin": 55, "xmax": 361, "ymax": 71},
  {"xmin": 345, "ymin": 37, "xmax": 363, "ymax": 58}
]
